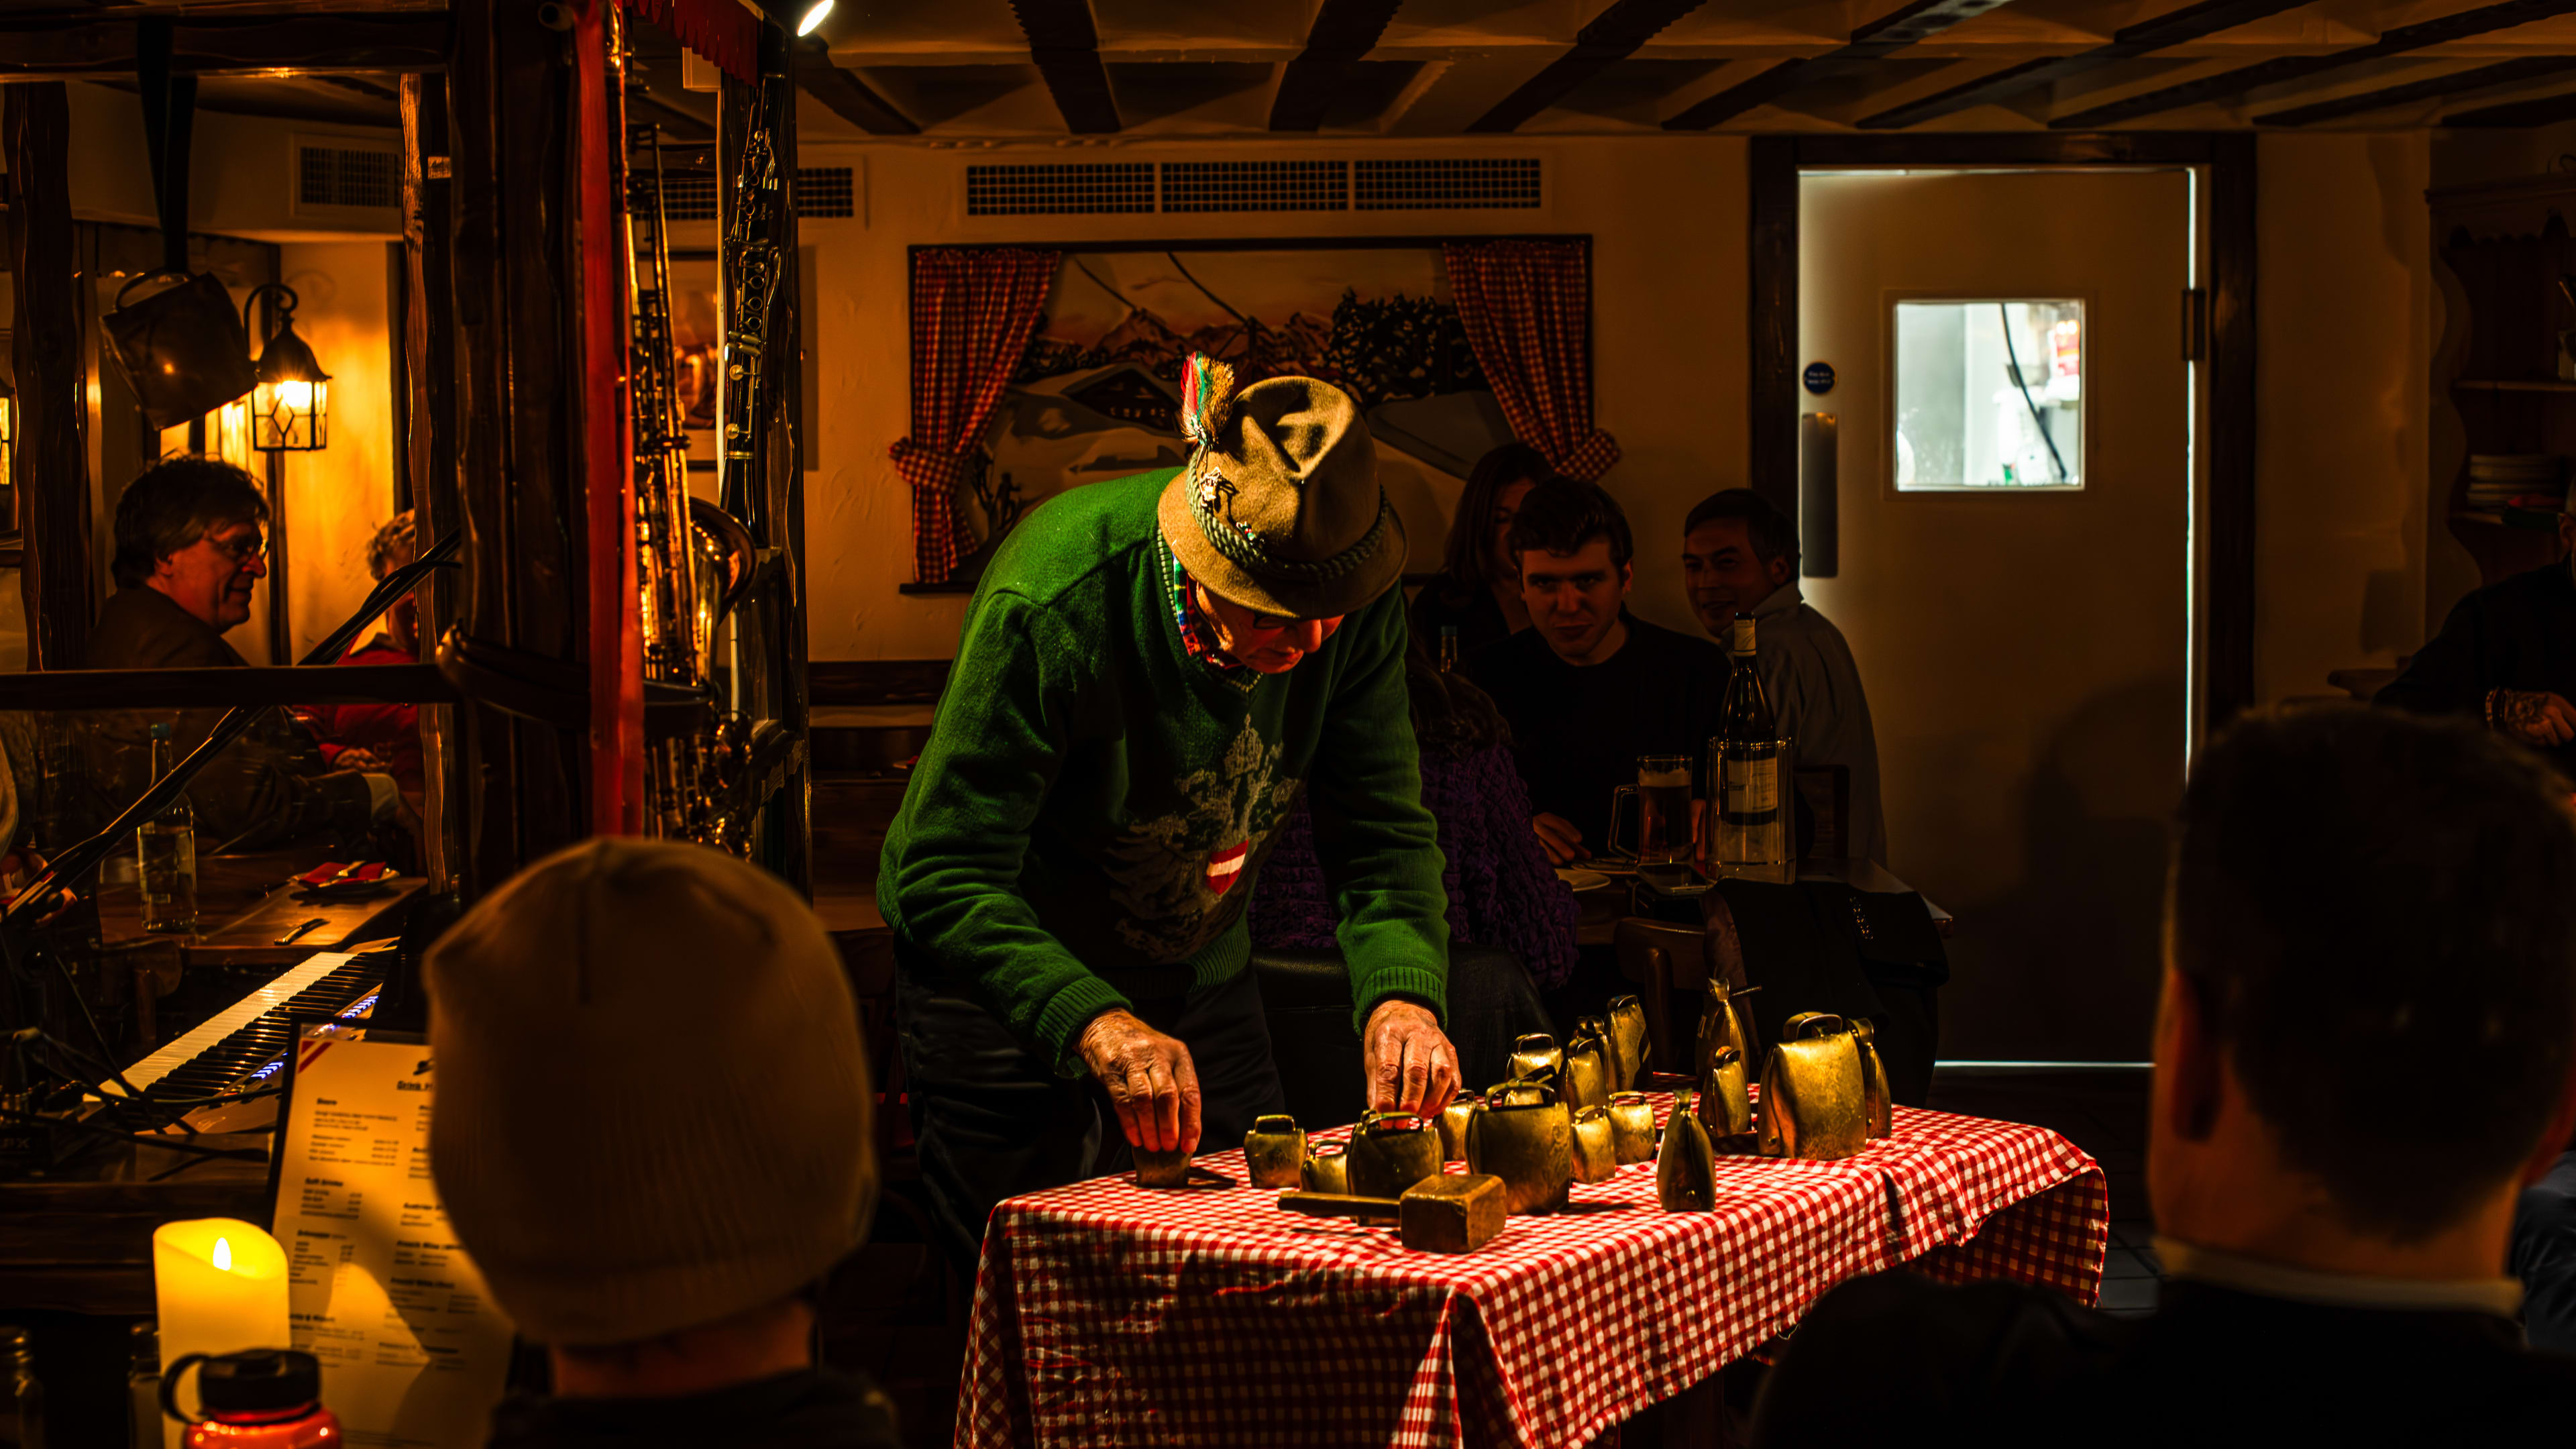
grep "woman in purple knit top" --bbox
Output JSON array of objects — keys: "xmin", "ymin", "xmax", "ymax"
[{"xmin": 1250, "ymin": 645, "xmax": 1580, "ymax": 989}]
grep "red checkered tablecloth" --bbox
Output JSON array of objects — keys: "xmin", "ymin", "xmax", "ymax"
[{"xmin": 961, "ymin": 1098, "xmax": 2104, "ymax": 1448}]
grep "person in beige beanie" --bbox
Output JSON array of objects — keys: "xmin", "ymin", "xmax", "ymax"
[{"xmin": 427, "ymin": 837, "xmax": 896, "ymax": 1446}]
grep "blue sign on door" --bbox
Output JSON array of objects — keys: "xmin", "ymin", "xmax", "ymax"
[{"xmin": 1803, "ymin": 362, "xmax": 1835, "ymax": 396}]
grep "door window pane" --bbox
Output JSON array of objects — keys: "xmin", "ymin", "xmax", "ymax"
[{"xmin": 1894, "ymin": 299, "xmax": 2084, "ymax": 491}]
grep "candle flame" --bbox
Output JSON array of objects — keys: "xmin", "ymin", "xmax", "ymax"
[{"xmin": 213, "ymin": 1237, "xmax": 232, "ymax": 1271}]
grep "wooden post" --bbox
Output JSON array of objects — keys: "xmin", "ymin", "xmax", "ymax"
[
  {"xmin": 445, "ymin": 0, "xmax": 588, "ymax": 890},
  {"xmin": 5, "ymin": 83, "xmax": 92, "ymax": 670},
  {"xmin": 400, "ymin": 72, "xmax": 466, "ymax": 892}
]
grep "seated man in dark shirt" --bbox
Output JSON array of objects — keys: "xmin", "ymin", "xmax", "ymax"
[
  {"xmin": 1464, "ymin": 477, "xmax": 1729, "ymax": 867},
  {"xmin": 1752, "ymin": 705, "xmax": 2576, "ymax": 1446},
  {"xmin": 2376, "ymin": 499, "xmax": 2576, "ymax": 771}
]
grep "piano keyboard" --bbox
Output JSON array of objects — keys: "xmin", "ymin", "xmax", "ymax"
[{"xmin": 102, "ymin": 951, "xmax": 385, "ymax": 1104}]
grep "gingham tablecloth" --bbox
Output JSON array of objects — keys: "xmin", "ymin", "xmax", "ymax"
[{"xmin": 961, "ymin": 1097, "xmax": 2105, "ymax": 1448}]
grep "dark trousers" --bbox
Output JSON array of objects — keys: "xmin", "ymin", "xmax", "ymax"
[{"xmin": 897, "ymin": 966, "xmax": 1287, "ymax": 1277}]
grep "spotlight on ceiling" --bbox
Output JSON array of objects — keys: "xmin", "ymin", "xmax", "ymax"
[{"xmin": 756, "ymin": 0, "xmax": 831, "ymax": 37}]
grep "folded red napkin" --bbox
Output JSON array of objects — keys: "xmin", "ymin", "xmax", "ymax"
[{"xmin": 296, "ymin": 861, "xmax": 391, "ymax": 888}]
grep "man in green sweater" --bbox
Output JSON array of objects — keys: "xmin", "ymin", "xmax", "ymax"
[{"xmin": 880, "ymin": 363, "xmax": 1460, "ymax": 1269}]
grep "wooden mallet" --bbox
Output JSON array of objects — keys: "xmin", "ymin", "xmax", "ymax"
[{"xmin": 1275, "ymin": 1173, "xmax": 1508, "ymax": 1252}]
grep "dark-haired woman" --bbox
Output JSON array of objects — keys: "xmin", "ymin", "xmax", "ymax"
[
  {"xmin": 1409, "ymin": 442, "xmax": 1558, "ymax": 663},
  {"xmin": 1250, "ymin": 643, "xmax": 1575, "ymax": 1085}
]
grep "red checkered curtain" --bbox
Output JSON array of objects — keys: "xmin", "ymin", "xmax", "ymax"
[
  {"xmin": 892, "ymin": 248, "xmax": 1059, "ymax": 585},
  {"xmin": 1443, "ymin": 240, "xmax": 1621, "ymax": 482}
]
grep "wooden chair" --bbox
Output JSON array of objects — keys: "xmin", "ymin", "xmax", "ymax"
[{"xmin": 1612, "ymin": 914, "xmax": 1753, "ymax": 1077}]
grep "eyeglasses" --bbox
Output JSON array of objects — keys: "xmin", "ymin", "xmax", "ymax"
[{"xmin": 205, "ymin": 530, "xmax": 268, "ymax": 566}]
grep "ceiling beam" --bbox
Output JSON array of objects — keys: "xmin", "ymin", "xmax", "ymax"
[
  {"xmin": 1855, "ymin": 0, "xmax": 2310, "ymax": 130},
  {"xmin": 1465, "ymin": 0, "xmax": 1707, "ymax": 133},
  {"xmin": 1664, "ymin": 0, "xmax": 2016, "ymax": 130},
  {"xmin": 2443, "ymin": 85, "xmax": 2576, "ymax": 126},
  {"xmin": 2253, "ymin": 54, "xmax": 2576, "ymax": 126},
  {"xmin": 0, "ymin": 14, "xmax": 447, "ymax": 79},
  {"xmin": 1010, "ymin": 0, "xmax": 1119, "ymax": 133},
  {"xmin": 790, "ymin": 38, "xmax": 917, "ymax": 135},
  {"xmin": 2051, "ymin": 0, "xmax": 2576, "ymax": 129},
  {"xmin": 1269, "ymin": 0, "xmax": 1405, "ymax": 131}
]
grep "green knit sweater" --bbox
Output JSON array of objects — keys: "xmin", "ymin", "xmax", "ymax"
[{"xmin": 877, "ymin": 469, "xmax": 1450, "ymax": 1075}]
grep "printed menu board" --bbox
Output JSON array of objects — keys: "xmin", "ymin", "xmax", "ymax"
[{"xmin": 272, "ymin": 1028, "xmax": 513, "ymax": 1449}]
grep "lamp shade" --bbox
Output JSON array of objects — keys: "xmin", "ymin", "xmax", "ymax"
[
  {"xmin": 250, "ymin": 319, "xmax": 330, "ymax": 452},
  {"xmin": 101, "ymin": 272, "xmax": 260, "ymax": 431}
]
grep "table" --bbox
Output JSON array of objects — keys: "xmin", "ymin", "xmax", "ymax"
[
  {"xmin": 962, "ymin": 1095, "xmax": 2104, "ymax": 1448},
  {"xmin": 96, "ymin": 852, "xmax": 426, "ymax": 972},
  {"xmin": 1572, "ymin": 857, "xmax": 1952, "ymax": 949}
]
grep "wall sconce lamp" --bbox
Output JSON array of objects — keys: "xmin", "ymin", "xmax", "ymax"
[
  {"xmin": 756, "ymin": 0, "xmax": 832, "ymax": 36},
  {"xmin": 0, "ymin": 370, "xmax": 16, "ymax": 533},
  {"xmin": 242, "ymin": 283, "xmax": 329, "ymax": 453}
]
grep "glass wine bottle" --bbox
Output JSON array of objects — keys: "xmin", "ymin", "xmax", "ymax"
[
  {"xmin": 1709, "ymin": 613, "xmax": 1790, "ymax": 876},
  {"xmin": 137, "ymin": 722, "xmax": 197, "ymax": 935}
]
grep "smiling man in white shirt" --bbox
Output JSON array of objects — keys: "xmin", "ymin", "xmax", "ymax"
[{"xmin": 1680, "ymin": 489, "xmax": 1886, "ymax": 865}]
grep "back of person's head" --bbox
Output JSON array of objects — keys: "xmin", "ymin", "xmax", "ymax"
[
  {"xmin": 425, "ymin": 837, "xmax": 875, "ymax": 1346},
  {"xmin": 1401, "ymin": 635, "xmax": 1508, "ymax": 758},
  {"xmin": 1682, "ymin": 488, "xmax": 1800, "ymax": 571},
  {"xmin": 111, "ymin": 455, "xmax": 269, "ymax": 589},
  {"xmin": 366, "ymin": 510, "xmax": 417, "ymax": 582},
  {"xmin": 1505, "ymin": 476, "xmax": 1633, "ymax": 573},
  {"xmin": 1441, "ymin": 442, "xmax": 1560, "ymax": 587},
  {"xmin": 2172, "ymin": 705, "xmax": 2576, "ymax": 1239}
]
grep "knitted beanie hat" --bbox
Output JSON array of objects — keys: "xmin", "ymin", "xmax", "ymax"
[{"xmin": 425, "ymin": 837, "xmax": 873, "ymax": 1347}]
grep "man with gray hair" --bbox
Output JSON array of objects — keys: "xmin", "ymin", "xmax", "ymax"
[{"xmin": 85, "ymin": 455, "xmax": 397, "ymax": 849}]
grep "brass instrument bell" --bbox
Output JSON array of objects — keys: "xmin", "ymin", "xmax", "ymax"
[
  {"xmin": 1656, "ymin": 1106, "xmax": 1719, "ymax": 1212},
  {"xmin": 1507, "ymin": 1033, "xmax": 1565, "ymax": 1083},
  {"xmin": 1756, "ymin": 1013, "xmax": 1869, "ymax": 1162},
  {"xmin": 1244, "ymin": 1114, "xmax": 1306, "ymax": 1189},
  {"xmin": 1348, "ymin": 1110, "xmax": 1444, "ymax": 1199},
  {"xmin": 1466, "ymin": 1091, "xmax": 1572, "ymax": 1215},
  {"xmin": 1605, "ymin": 1092, "xmax": 1658, "ymax": 1164},
  {"xmin": 1570, "ymin": 1106, "xmax": 1620, "ymax": 1185},
  {"xmin": 1605, "ymin": 995, "xmax": 1649, "ymax": 1089}
]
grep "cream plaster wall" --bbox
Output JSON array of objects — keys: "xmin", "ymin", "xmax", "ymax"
[
  {"xmin": 792, "ymin": 136, "xmax": 1751, "ymax": 661},
  {"xmin": 2253, "ymin": 132, "xmax": 2436, "ymax": 706},
  {"xmin": 275, "ymin": 241, "xmax": 401, "ymax": 661}
]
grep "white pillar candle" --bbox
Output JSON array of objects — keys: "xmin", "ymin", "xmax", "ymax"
[{"xmin": 152, "ymin": 1218, "xmax": 290, "ymax": 1444}]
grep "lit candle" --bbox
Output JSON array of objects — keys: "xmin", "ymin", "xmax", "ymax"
[{"xmin": 153, "ymin": 1218, "xmax": 289, "ymax": 1440}]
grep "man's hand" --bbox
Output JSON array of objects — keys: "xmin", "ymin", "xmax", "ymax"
[
  {"xmin": 1532, "ymin": 812, "xmax": 1589, "ymax": 866},
  {"xmin": 1363, "ymin": 1000, "xmax": 1460, "ymax": 1117},
  {"xmin": 334, "ymin": 747, "xmax": 390, "ymax": 772},
  {"xmin": 1078, "ymin": 1009, "xmax": 1203, "ymax": 1155},
  {"xmin": 2496, "ymin": 689, "xmax": 2576, "ymax": 747}
]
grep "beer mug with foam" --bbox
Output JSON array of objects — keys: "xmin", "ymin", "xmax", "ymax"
[{"xmin": 1609, "ymin": 754, "xmax": 1693, "ymax": 865}]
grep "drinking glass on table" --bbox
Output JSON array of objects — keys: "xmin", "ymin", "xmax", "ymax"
[{"xmin": 1609, "ymin": 755, "xmax": 1694, "ymax": 866}]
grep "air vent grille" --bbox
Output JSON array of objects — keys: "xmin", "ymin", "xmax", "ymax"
[
  {"xmin": 797, "ymin": 166, "xmax": 855, "ymax": 219},
  {"xmin": 962, "ymin": 158, "xmax": 1541, "ymax": 216},
  {"xmin": 297, "ymin": 145, "xmax": 398, "ymax": 210},
  {"xmin": 1355, "ymin": 158, "xmax": 1541, "ymax": 211},
  {"xmin": 967, "ymin": 162, "xmax": 1155, "ymax": 217},
  {"xmin": 1160, "ymin": 160, "xmax": 1348, "ymax": 213}
]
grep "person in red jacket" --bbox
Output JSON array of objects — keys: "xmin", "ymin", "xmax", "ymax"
[{"xmin": 299, "ymin": 512, "xmax": 423, "ymax": 796}]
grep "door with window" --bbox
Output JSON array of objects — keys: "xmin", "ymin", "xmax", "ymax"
[{"xmin": 1800, "ymin": 168, "xmax": 2194, "ymax": 1062}]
